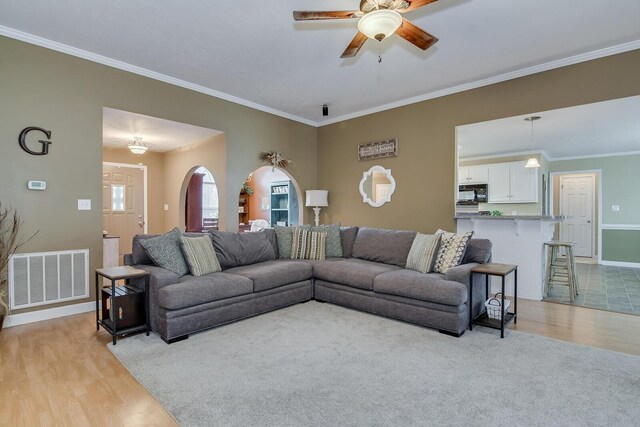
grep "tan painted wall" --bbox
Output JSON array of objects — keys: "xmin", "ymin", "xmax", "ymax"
[
  {"xmin": 0, "ymin": 36, "xmax": 317, "ymax": 314},
  {"xmin": 162, "ymin": 134, "xmax": 228, "ymax": 232},
  {"xmin": 317, "ymin": 50, "xmax": 640, "ymax": 233},
  {"xmin": 102, "ymin": 147, "xmax": 166, "ymax": 234},
  {"xmin": 247, "ymin": 167, "xmax": 288, "ymax": 222}
]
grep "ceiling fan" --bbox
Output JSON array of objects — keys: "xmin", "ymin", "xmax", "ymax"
[{"xmin": 293, "ymin": 0, "xmax": 439, "ymax": 58}]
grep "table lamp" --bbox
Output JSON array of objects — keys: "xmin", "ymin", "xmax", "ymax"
[{"xmin": 305, "ymin": 190, "xmax": 328, "ymax": 227}]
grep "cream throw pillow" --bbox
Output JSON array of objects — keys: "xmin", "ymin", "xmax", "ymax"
[
  {"xmin": 432, "ymin": 229, "xmax": 473, "ymax": 274},
  {"xmin": 405, "ymin": 233, "xmax": 442, "ymax": 274},
  {"xmin": 290, "ymin": 228, "xmax": 326, "ymax": 260},
  {"xmin": 180, "ymin": 235, "xmax": 222, "ymax": 277}
]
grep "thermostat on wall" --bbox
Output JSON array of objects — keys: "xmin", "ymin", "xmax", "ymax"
[{"xmin": 27, "ymin": 180, "xmax": 47, "ymax": 190}]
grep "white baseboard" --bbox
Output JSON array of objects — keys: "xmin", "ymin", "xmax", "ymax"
[
  {"xmin": 600, "ymin": 260, "xmax": 640, "ymax": 269},
  {"xmin": 4, "ymin": 301, "xmax": 94, "ymax": 328}
]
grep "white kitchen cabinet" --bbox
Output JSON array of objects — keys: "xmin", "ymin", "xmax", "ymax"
[
  {"xmin": 458, "ymin": 166, "xmax": 489, "ymax": 184},
  {"xmin": 487, "ymin": 161, "xmax": 538, "ymax": 203}
]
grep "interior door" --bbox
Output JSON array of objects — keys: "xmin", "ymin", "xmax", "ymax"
[
  {"xmin": 559, "ymin": 174, "xmax": 594, "ymax": 257},
  {"xmin": 103, "ymin": 164, "xmax": 145, "ymax": 263}
]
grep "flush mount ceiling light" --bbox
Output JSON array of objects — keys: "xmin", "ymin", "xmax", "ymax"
[
  {"xmin": 293, "ymin": 0, "xmax": 439, "ymax": 59},
  {"xmin": 128, "ymin": 136, "xmax": 149, "ymax": 155},
  {"xmin": 357, "ymin": 9, "xmax": 402, "ymax": 41},
  {"xmin": 524, "ymin": 116, "xmax": 541, "ymax": 168}
]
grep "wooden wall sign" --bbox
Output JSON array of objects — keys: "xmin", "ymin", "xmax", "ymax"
[
  {"xmin": 19, "ymin": 126, "xmax": 52, "ymax": 155},
  {"xmin": 358, "ymin": 138, "xmax": 398, "ymax": 161}
]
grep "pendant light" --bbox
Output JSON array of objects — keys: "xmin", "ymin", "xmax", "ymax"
[
  {"xmin": 128, "ymin": 136, "xmax": 149, "ymax": 155},
  {"xmin": 524, "ymin": 116, "xmax": 541, "ymax": 168}
]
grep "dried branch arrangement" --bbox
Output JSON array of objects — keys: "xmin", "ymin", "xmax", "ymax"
[
  {"xmin": 0, "ymin": 203, "xmax": 38, "ymax": 315},
  {"xmin": 259, "ymin": 151, "xmax": 292, "ymax": 171}
]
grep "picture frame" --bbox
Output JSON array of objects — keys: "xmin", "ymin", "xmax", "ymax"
[{"xmin": 358, "ymin": 138, "xmax": 398, "ymax": 161}]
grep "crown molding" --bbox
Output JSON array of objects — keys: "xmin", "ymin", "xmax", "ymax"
[
  {"xmin": 549, "ymin": 150, "xmax": 640, "ymax": 162},
  {"xmin": 317, "ymin": 40, "xmax": 640, "ymax": 126},
  {"xmin": 2, "ymin": 25, "xmax": 639, "ymax": 129},
  {"xmin": 0, "ymin": 25, "xmax": 318, "ymax": 127}
]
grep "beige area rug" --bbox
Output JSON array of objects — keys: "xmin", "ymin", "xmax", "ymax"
[{"xmin": 109, "ymin": 301, "xmax": 640, "ymax": 426}]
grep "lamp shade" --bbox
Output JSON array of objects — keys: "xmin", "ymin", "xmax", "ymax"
[
  {"xmin": 305, "ymin": 190, "xmax": 328, "ymax": 207},
  {"xmin": 357, "ymin": 9, "xmax": 402, "ymax": 41},
  {"xmin": 525, "ymin": 157, "xmax": 541, "ymax": 168}
]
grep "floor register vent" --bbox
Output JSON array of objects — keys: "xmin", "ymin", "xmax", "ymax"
[{"xmin": 8, "ymin": 249, "xmax": 89, "ymax": 310}]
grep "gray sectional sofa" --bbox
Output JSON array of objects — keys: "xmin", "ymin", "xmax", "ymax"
[{"xmin": 125, "ymin": 227, "xmax": 491, "ymax": 343}]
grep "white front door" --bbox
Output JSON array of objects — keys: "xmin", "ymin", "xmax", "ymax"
[{"xmin": 559, "ymin": 174, "xmax": 594, "ymax": 257}]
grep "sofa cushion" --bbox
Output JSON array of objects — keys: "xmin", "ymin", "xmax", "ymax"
[
  {"xmin": 291, "ymin": 228, "xmax": 326, "ymax": 260},
  {"xmin": 352, "ymin": 227, "xmax": 417, "ymax": 267},
  {"xmin": 462, "ymin": 238, "xmax": 492, "ymax": 264},
  {"xmin": 340, "ymin": 226, "xmax": 358, "ymax": 258},
  {"xmin": 433, "ymin": 230, "xmax": 473, "ymax": 274},
  {"xmin": 224, "ymin": 260, "xmax": 313, "ymax": 292},
  {"xmin": 313, "ymin": 258, "xmax": 401, "ymax": 291},
  {"xmin": 374, "ymin": 269, "xmax": 467, "ymax": 306},
  {"xmin": 180, "ymin": 235, "xmax": 222, "ymax": 277},
  {"xmin": 274, "ymin": 225, "xmax": 311, "ymax": 259},
  {"xmin": 158, "ymin": 272, "xmax": 253, "ymax": 310},
  {"xmin": 261, "ymin": 228, "xmax": 279, "ymax": 258},
  {"xmin": 405, "ymin": 233, "xmax": 442, "ymax": 274},
  {"xmin": 312, "ymin": 223, "xmax": 342, "ymax": 258},
  {"xmin": 209, "ymin": 230, "xmax": 276, "ymax": 269},
  {"xmin": 139, "ymin": 228, "xmax": 190, "ymax": 277},
  {"xmin": 132, "ymin": 234, "xmax": 155, "ymax": 265}
]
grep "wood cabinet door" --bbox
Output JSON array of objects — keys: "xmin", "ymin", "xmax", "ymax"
[
  {"xmin": 487, "ymin": 163, "xmax": 511, "ymax": 203},
  {"xmin": 509, "ymin": 162, "xmax": 538, "ymax": 203}
]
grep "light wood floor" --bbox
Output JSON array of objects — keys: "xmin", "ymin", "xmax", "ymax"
[{"xmin": 1, "ymin": 299, "xmax": 639, "ymax": 426}]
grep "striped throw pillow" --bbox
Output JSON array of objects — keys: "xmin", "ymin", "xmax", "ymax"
[
  {"xmin": 180, "ymin": 235, "xmax": 222, "ymax": 277},
  {"xmin": 405, "ymin": 233, "xmax": 442, "ymax": 274},
  {"xmin": 433, "ymin": 230, "xmax": 473, "ymax": 274},
  {"xmin": 290, "ymin": 228, "xmax": 326, "ymax": 260}
]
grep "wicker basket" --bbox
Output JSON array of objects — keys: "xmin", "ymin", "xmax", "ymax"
[{"xmin": 484, "ymin": 293, "xmax": 510, "ymax": 320}]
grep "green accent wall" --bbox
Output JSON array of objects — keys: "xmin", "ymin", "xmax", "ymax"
[{"xmin": 602, "ymin": 230, "xmax": 640, "ymax": 263}]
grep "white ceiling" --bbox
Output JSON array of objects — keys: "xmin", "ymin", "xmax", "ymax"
[
  {"xmin": 457, "ymin": 95, "xmax": 640, "ymax": 160},
  {"xmin": 102, "ymin": 107, "xmax": 222, "ymax": 152},
  {"xmin": 1, "ymin": 1, "xmax": 640, "ymax": 126}
]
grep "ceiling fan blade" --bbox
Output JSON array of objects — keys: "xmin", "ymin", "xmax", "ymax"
[
  {"xmin": 397, "ymin": 0, "xmax": 438, "ymax": 13},
  {"xmin": 293, "ymin": 11, "xmax": 361, "ymax": 21},
  {"xmin": 396, "ymin": 18, "xmax": 438, "ymax": 50},
  {"xmin": 341, "ymin": 32, "xmax": 368, "ymax": 58}
]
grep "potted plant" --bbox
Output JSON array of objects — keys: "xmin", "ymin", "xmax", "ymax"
[{"xmin": 0, "ymin": 203, "xmax": 36, "ymax": 332}]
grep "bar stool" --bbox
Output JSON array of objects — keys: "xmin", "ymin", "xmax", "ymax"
[{"xmin": 543, "ymin": 241, "xmax": 579, "ymax": 301}]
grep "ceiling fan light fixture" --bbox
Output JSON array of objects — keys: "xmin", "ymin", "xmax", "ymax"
[
  {"xmin": 357, "ymin": 9, "xmax": 402, "ymax": 41},
  {"xmin": 128, "ymin": 136, "xmax": 150, "ymax": 155}
]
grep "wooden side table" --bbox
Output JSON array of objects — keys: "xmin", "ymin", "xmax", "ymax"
[
  {"xmin": 95, "ymin": 266, "xmax": 150, "ymax": 345},
  {"xmin": 469, "ymin": 263, "xmax": 518, "ymax": 338}
]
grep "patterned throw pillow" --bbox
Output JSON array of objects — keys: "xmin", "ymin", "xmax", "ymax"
[
  {"xmin": 290, "ymin": 228, "xmax": 326, "ymax": 260},
  {"xmin": 180, "ymin": 235, "xmax": 222, "ymax": 277},
  {"xmin": 139, "ymin": 227, "xmax": 190, "ymax": 277},
  {"xmin": 274, "ymin": 225, "xmax": 311, "ymax": 259},
  {"xmin": 432, "ymin": 230, "xmax": 474, "ymax": 274},
  {"xmin": 405, "ymin": 233, "xmax": 442, "ymax": 274},
  {"xmin": 311, "ymin": 223, "xmax": 343, "ymax": 258}
]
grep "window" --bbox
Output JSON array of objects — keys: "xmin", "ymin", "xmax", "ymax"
[
  {"xmin": 111, "ymin": 185, "xmax": 125, "ymax": 211},
  {"xmin": 196, "ymin": 167, "xmax": 219, "ymax": 219}
]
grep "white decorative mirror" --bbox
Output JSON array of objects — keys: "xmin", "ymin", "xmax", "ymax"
[{"xmin": 359, "ymin": 165, "xmax": 396, "ymax": 208}]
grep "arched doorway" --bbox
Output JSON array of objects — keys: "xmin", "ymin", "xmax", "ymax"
[
  {"xmin": 184, "ymin": 166, "xmax": 219, "ymax": 232},
  {"xmin": 238, "ymin": 166, "xmax": 303, "ymax": 232}
]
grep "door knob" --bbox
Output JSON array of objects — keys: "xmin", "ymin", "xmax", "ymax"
[
  {"xmin": 587, "ymin": 220, "xmax": 591, "ymax": 223},
  {"xmin": 138, "ymin": 222, "xmax": 144, "ymax": 226}
]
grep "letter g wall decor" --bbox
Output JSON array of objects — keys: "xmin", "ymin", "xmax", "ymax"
[{"xmin": 19, "ymin": 126, "xmax": 52, "ymax": 155}]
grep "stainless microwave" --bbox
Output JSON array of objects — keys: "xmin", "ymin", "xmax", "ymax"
[{"xmin": 457, "ymin": 184, "xmax": 488, "ymax": 204}]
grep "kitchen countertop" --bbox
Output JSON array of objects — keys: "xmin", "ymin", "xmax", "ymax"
[{"xmin": 455, "ymin": 215, "xmax": 567, "ymax": 221}]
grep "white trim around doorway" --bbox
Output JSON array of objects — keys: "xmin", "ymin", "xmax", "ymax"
[
  {"xmin": 549, "ymin": 169, "xmax": 602, "ymax": 263},
  {"xmin": 102, "ymin": 162, "xmax": 148, "ymax": 234}
]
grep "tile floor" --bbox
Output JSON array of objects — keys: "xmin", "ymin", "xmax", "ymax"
[{"xmin": 544, "ymin": 262, "xmax": 640, "ymax": 315}]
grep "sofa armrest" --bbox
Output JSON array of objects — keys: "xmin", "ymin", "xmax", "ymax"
[
  {"xmin": 444, "ymin": 262, "xmax": 479, "ymax": 285},
  {"xmin": 123, "ymin": 253, "xmax": 134, "ymax": 266},
  {"xmin": 445, "ymin": 262, "xmax": 487, "ymax": 321},
  {"xmin": 128, "ymin": 265, "xmax": 179, "ymax": 333}
]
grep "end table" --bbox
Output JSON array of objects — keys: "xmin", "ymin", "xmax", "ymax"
[
  {"xmin": 469, "ymin": 263, "xmax": 518, "ymax": 338},
  {"xmin": 95, "ymin": 266, "xmax": 150, "ymax": 345}
]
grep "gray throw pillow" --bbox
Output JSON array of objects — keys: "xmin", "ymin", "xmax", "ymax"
[
  {"xmin": 311, "ymin": 223, "xmax": 342, "ymax": 258},
  {"xmin": 180, "ymin": 235, "xmax": 222, "ymax": 277},
  {"xmin": 274, "ymin": 225, "xmax": 311, "ymax": 259},
  {"xmin": 139, "ymin": 227, "xmax": 189, "ymax": 277},
  {"xmin": 405, "ymin": 233, "xmax": 442, "ymax": 274}
]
